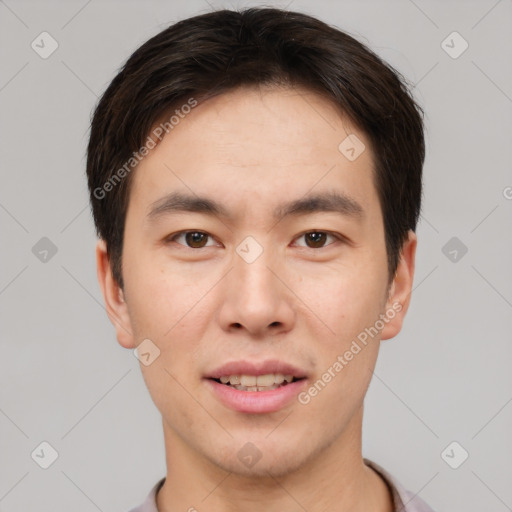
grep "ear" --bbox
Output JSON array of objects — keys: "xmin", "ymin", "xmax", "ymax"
[
  {"xmin": 380, "ymin": 230, "xmax": 417, "ymax": 340},
  {"xmin": 95, "ymin": 239, "xmax": 136, "ymax": 349}
]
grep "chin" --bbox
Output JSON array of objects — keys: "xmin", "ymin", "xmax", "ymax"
[
  {"xmin": 204, "ymin": 433, "xmax": 318, "ymax": 479},
  {"xmin": 225, "ymin": 451, "xmax": 309, "ymax": 479}
]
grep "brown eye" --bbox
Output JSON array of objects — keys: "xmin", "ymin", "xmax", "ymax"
[
  {"xmin": 294, "ymin": 231, "xmax": 339, "ymax": 249},
  {"xmin": 168, "ymin": 231, "xmax": 215, "ymax": 248},
  {"xmin": 304, "ymin": 232, "xmax": 328, "ymax": 248},
  {"xmin": 185, "ymin": 232, "xmax": 208, "ymax": 248}
]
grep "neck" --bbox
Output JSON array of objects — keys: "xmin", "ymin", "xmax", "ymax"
[{"xmin": 156, "ymin": 405, "xmax": 393, "ymax": 512}]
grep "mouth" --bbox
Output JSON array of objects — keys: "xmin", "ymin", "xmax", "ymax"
[
  {"xmin": 204, "ymin": 360, "xmax": 309, "ymax": 413},
  {"xmin": 205, "ymin": 375, "xmax": 308, "ymax": 413},
  {"xmin": 209, "ymin": 373, "xmax": 305, "ymax": 392}
]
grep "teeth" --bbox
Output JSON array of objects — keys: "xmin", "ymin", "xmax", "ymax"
[
  {"xmin": 240, "ymin": 375, "xmax": 257, "ymax": 386},
  {"xmin": 256, "ymin": 374, "xmax": 275, "ymax": 386},
  {"xmin": 233, "ymin": 384, "xmax": 281, "ymax": 391},
  {"xmin": 217, "ymin": 373, "xmax": 297, "ymax": 387}
]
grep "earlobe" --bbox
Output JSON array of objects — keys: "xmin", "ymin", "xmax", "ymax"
[
  {"xmin": 380, "ymin": 230, "xmax": 417, "ymax": 341},
  {"xmin": 95, "ymin": 239, "xmax": 136, "ymax": 349}
]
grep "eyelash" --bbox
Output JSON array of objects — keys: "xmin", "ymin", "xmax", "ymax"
[{"xmin": 165, "ymin": 230, "xmax": 344, "ymax": 249}]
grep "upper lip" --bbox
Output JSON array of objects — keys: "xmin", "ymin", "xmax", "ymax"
[{"xmin": 206, "ymin": 359, "xmax": 308, "ymax": 380}]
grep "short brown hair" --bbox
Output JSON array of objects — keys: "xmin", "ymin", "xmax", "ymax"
[{"xmin": 86, "ymin": 7, "xmax": 425, "ymax": 289}]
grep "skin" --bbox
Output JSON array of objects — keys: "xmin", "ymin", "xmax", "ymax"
[{"xmin": 96, "ymin": 85, "xmax": 416, "ymax": 512}]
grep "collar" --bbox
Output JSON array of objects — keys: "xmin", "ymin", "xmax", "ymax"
[{"xmin": 132, "ymin": 459, "xmax": 435, "ymax": 512}]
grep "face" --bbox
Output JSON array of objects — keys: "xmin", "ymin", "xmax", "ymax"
[{"xmin": 97, "ymin": 85, "xmax": 416, "ymax": 478}]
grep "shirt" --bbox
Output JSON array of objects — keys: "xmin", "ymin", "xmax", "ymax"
[{"xmin": 128, "ymin": 459, "xmax": 435, "ymax": 512}]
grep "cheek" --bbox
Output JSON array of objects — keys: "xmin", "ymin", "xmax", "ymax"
[
  {"xmin": 295, "ymin": 265, "xmax": 387, "ymax": 406},
  {"xmin": 124, "ymin": 253, "xmax": 203, "ymax": 337},
  {"xmin": 140, "ymin": 357, "xmax": 209, "ymax": 435},
  {"xmin": 298, "ymin": 261, "xmax": 387, "ymax": 340}
]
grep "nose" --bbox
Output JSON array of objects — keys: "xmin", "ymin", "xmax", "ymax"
[{"xmin": 217, "ymin": 244, "xmax": 296, "ymax": 337}]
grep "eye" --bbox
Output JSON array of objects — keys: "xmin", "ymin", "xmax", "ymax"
[
  {"xmin": 167, "ymin": 231, "xmax": 217, "ymax": 249},
  {"xmin": 293, "ymin": 231, "xmax": 340, "ymax": 249},
  {"xmin": 166, "ymin": 230, "xmax": 342, "ymax": 250}
]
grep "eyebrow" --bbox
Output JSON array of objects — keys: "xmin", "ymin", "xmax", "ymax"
[{"xmin": 146, "ymin": 190, "xmax": 364, "ymax": 222}]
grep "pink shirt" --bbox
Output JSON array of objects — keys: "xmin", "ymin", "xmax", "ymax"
[{"xmin": 128, "ymin": 459, "xmax": 435, "ymax": 511}]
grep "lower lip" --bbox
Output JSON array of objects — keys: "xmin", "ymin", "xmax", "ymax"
[{"xmin": 205, "ymin": 378, "xmax": 307, "ymax": 414}]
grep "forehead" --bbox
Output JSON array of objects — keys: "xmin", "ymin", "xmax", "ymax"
[{"xmin": 129, "ymin": 85, "xmax": 379, "ymax": 221}]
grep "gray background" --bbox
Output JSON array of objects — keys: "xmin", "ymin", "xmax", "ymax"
[{"xmin": 1, "ymin": 0, "xmax": 511, "ymax": 510}]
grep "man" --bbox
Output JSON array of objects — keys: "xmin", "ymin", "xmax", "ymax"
[{"xmin": 87, "ymin": 7, "xmax": 435, "ymax": 511}]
